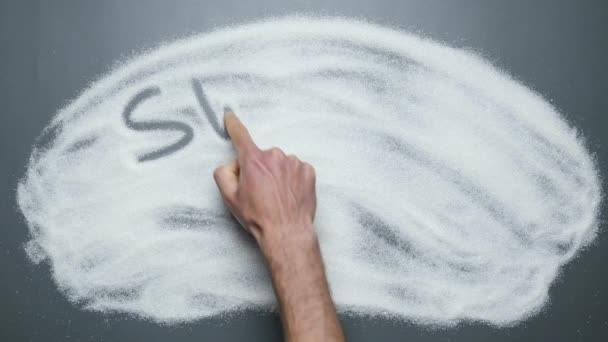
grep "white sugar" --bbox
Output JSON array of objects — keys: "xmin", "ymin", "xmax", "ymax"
[{"xmin": 17, "ymin": 16, "xmax": 601, "ymax": 326}]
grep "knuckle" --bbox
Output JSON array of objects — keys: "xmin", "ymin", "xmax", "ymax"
[
  {"xmin": 302, "ymin": 162, "xmax": 316, "ymax": 176},
  {"xmin": 266, "ymin": 147, "xmax": 285, "ymax": 160},
  {"xmin": 287, "ymin": 154, "xmax": 299, "ymax": 164},
  {"xmin": 213, "ymin": 166, "xmax": 224, "ymax": 178}
]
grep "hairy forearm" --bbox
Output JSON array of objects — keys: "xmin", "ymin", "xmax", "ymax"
[
  {"xmin": 215, "ymin": 111, "xmax": 344, "ymax": 340},
  {"xmin": 259, "ymin": 225, "xmax": 345, "ymax": 342}
]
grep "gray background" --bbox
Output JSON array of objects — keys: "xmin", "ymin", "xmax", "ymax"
[{"xmin": 1, "ymin": 0, "xmax": 607, "ymax": 341}]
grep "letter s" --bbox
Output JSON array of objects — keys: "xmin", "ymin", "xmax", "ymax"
[{"xmin": 122, "ymin": 87, "xmax": 194, "ymax": 162}]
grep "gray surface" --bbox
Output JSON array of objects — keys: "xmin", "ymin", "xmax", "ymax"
[{"xmin": 1, "ymin": 0, "xmax": 607, "ymax": 341}]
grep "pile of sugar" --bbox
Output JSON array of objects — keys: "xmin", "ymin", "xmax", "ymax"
[{"xmin": 17, "ymin": 17, "xmax": 601, "ymax": 326}]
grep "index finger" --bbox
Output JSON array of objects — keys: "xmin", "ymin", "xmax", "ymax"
[{"xmin": 223, "ymin": 107, "xmax": 258, "ymax": 159}]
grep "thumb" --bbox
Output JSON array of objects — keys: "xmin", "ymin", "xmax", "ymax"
[{"xmin": 213, "ymin": 160, "xmax": 239, "ymax": 206}]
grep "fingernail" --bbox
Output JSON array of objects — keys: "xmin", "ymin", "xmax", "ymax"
[{"xmin": 224, "ymin": 106, "xmax": 233, "ymax": 114}]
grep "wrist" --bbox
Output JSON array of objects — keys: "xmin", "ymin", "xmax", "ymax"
[
  {"xmin": 258, "ymin": 223, "xmax": 337, "ymax": 340},
  {"xmin": 256, "ymin": 223, "xmax": 318, "ymax": 262}
]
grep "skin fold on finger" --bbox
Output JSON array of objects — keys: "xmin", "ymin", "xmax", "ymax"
[{"xmin": 213, "ymin": 162, "xmax": 239, "ymax": 205}]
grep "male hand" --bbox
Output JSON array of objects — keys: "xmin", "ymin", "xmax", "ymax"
[
  {"xmin": 213, "ymin": 108, "xmax": 345, "ymax": 342},
  {"xmin": 213, "ymin": 109, "xmax": 317, "ymax": 252}
]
